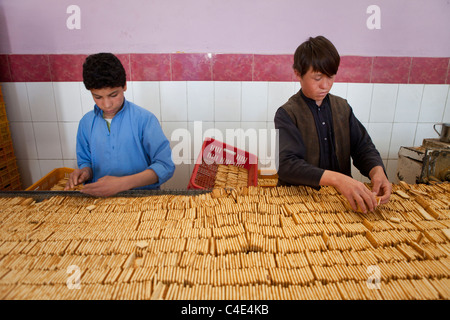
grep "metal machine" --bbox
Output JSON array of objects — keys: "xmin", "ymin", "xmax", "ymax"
[{"xmin": 397, "ymin": 138, "xmax": 450, "ymax": 184}]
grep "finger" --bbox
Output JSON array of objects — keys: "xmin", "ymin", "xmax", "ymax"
[
  {"xmin": 71, "ymin": 174, "xmax": 80, "ymax": 187},
  {"xmin": 355, "ymin": 195, "xmax": 368, "ymax": 213},
  {"xmin": 77, "ymin": 172, "xmax": 87, "ymax": 185},
  {"xmin": 378, "ymin": 189, "xmax": 391, "ymax": 204},
  {"xmin": 68, "ymin": 177, "xmax": 76, "ymax": 189},
  {"xmin": 363, "ymin": 187, "xmax": 378, "ymax": 210},
  {"xmin": 371, "ymin": 182, "xmax": 380, "ymax": 195},
  {"xmin": 363, "ymin": 192, "xmax": 377, "ymax": 212},
  {"xmin": 346, "ymin": 195, "xmax": 359, "ymax": 212}
]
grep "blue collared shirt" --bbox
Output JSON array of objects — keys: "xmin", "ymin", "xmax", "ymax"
[{"xmin": 76, "ymin": 99, "xmax": 175, "ymax": 189}]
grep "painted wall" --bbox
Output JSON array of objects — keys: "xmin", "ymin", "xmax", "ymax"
[{"xmin": 1, "ymin": 0, "xmax": 449, "ymax": 56}]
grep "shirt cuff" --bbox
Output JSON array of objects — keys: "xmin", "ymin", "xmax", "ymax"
[{"xmin": 148, "ymin": 162, "xmax": 175, "ymax": 186}]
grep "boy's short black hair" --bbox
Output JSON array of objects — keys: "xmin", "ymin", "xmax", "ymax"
[
  {"xmin": 293, "ymin": 36, "xmax": 340, "ymax": 77},
  {"xmin": 82, "ymin": 53, "xmax": 126, "ymax": 90}
]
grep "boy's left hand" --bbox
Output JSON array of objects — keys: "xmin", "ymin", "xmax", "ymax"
[
  {"xmin": 80, "ymin": 176, "xmax": 127, "ymax": 197},
  {"xmin": 369, "ymin": 167, "xmax": 392, "ymax": 204}
]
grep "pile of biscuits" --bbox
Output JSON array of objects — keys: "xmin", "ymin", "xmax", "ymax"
[
  {"xmin": 50, "ymin": 177, "xmax": 83, "ymax": 191},
  {"xmin": 214, "ymin": 165, "xmax": 249, "ymax": 188},
  {"xmin": 0, "ymin": 182, "xmax": 449, "ymax": 300}
]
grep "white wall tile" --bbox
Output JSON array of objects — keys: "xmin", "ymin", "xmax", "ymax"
[
  {"xmin": 386, "ymin": 159, "xmax": 399, "ymax": 184},
  {"xmin": 241, "ymin": 82, "xmax": 268, "ymax": 122},
  {"xmin": 360, "ymin": 174, "xmax": 371, "ymax": 184},
  {"xmin": 394, "ymin": 84, "xmax": 423, "ymax": 123},
  {"xmin": 239, "ymin": 122, "xmax": 268, "ymax": 131},
  {"xmin": 388, "ymin": 123, "xmax": 417, "ymax": 159},
  {"xmin": 188, "ymin": 121, "xmax": 215, "ymax": 161},
  {"xmin": 236, "ymin": 122, "xmax": 267, "ymax": 157},
  {"xmin": 346, "ymin": 83, "xmax": 373, "ymax": 123},
  {"xmin": 132, "ymin": 81, "xmax": 161, "ymax": 120},
  {"xmin": 16, "ymin": 159, "xmax": 41, "ymax": 189},
  {"xmin": 418, "ymin": 85, "xmax": 448, "ymax": 123},
  {"xmin": 214, "ymin": 82, "xmax": 241, "ymax": 122},
  {"xmin": 8, "ymin": 122, "xmax": 38, "ymax": 159},
  {"xmin": 250, "ymin": 123, "xmax": 277, "ymax": 169},
  {"xmin": 33, "ymin": 122, "xmax": 62, "ymax": 159},
  {"xmin": 161, "ymin": 122, "xmax": 189, "ymax": 164},
  {"xmin": 161, "ymin": 163, "xmax": 190, "ymax": 190},
  {"xmin": 162, "ymin": 121, "xmax": 188, "ymax": 142},
  {"xmin": 63, "ymin": 159, "xmax": 78, "ymax": 169},
  {"xmin": 160, "ymin": 82, "xmax": 187, "ymax": 121},
  {"xmin": 187, "ymin": 81, "xmax": 214, "ymax": 121},
  {"xmin": 53, "ymin": 82, "xmax": 83, "ymax": 122},
  {"xmin": 370, "ymin": 84, "xmax": 398, "ymax": 123},
  {"xmin": 267, "ymin": 82, "xmax": 295, "ymax": 122},
  {"xmin": 261, "ymin": 121, "xmax": 277, "ymax": 170},
  {"xmin": 213, "ymin": 122, "xmax": 243, "ymax": 148},
  {"xmin": 80, "ymin": 84, "xmax": 94, "ymax": 116},
  {"xmin": 443, "ymin": 86, "xmax": 450, "ymax": 122},
  {"xmin": 124, "ymin": 82, "xmax": 134, "ymax": 103},
  {"xmin": 1, "ymin": 82, "xmax": 31, "ymax": 121},
  {"xmin": 330, "ymin": 82, "xmax": 348, "ymax": 99},
  {"xmin": 27, "ymin": 82, "xmax": 58, "ymax": 121},
  {"xmin": 367, "ymin": 123, "xmax": 393, "ymax": 159},
  {"xmin": 415, "ymin": 123, "xmax": 437, "ymax": 145},
  {"xmin": 58, "ymin": 122, "xmax": 78, "ymax": 159},
  {"xmin": 351, "ymin": 164, "xmax": 362, "ymax": 182}
]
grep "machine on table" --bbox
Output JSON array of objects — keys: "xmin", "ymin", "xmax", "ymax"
[{"xmin": 397, "ymin": 138, "xmax": 450, "ymax": 184}]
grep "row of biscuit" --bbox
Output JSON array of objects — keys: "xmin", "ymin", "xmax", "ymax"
[
  {"xmin": 0, "ymin": 225, "xmax": 448, "ymax": 256},
  {"xmin": 2, "ymin": 258, "xmax": 448, "ymax": 290},
  {"xmin": 3, "ymin": 277, "xmax": 448, "ymax": 300},
  {"xmin": 2, "ymin": 240, "xmax": 447, "ymax": 273}
]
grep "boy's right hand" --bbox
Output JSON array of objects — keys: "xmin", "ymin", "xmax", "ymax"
[
  {"xmin": 320, "ymin": 170, "xmax": 378, "ymax": 213},
  {"xmin": 65, "ymin": 167, "xmax": 92, "ymax": 190}
]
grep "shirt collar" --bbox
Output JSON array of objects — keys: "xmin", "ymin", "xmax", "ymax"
[
  {"xmin": 94, "ymin": 98, "xmax": 127, "ymax": 117},
  {"xmin": 300, "ymin": 89, "xmax": 329, "ymax": 108}
]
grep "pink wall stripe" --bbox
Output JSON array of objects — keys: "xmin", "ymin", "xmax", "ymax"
[
  {"xmin": 1, "ymin": 54, "xmax": 449, "ymax": 84},
  {"xmin": 334, "ymin": 56, "xmax": 372, "ymax": 83}
]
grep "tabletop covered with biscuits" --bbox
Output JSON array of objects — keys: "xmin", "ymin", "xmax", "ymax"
[{"xmin": 0, "ymin": 182, "xmax": 449, "ymax": 300}]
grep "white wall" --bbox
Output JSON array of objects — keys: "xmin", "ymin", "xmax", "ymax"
[{"xmin": 2, "ymin": 81, "xmax": 450, "ymax": 189}]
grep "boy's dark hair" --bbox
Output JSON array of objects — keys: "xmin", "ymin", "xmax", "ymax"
[
  {"xmin": 82, "ymin": 53, "xmax": 126, "ymax": 90},
  {"xmin": 293, "ymin": 36, "xmax": 340, "ymax": 77}
]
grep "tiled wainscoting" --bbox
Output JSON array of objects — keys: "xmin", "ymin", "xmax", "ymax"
[
  {"xmin": 1, "ymin": 53, "xmax": 449, "ymax": 189},
  {"xmin": 2, "ymin": 80, "xmax": 449, "ymax": 189}
]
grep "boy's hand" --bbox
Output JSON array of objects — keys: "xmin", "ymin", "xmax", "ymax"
[
  {"xmin": 320, "ymin": 170, "xmax": 378, "ymax": 213},
  {"xmin": 65, "ymin": 167, "xmax": 92, "ymax": 190},
  {"xmin": 80, "ymin": 176, "xmax": 127, "ymax": 197},
  {"xmin": 369, "ymin": 166, "xmax": 392, "ymax": 204}
]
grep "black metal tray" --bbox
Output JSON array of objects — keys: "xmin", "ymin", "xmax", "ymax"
[{"xmin": 0, "ymin": 189, "xmax": 211, "ymax": 202}]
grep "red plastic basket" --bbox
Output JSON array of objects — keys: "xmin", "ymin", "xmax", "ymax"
[{"xmin": 187, "ymin": 138, "xmax": 258, "ymax": 189}]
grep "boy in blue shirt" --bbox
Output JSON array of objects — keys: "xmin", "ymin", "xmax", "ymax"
[{"xmin": 65, "ymin": 53, "xmax": 175, "ymax": 196}]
